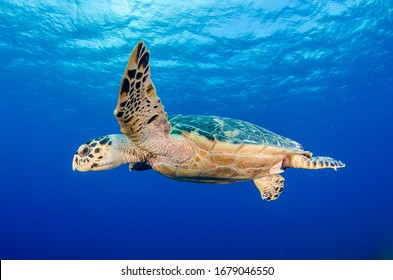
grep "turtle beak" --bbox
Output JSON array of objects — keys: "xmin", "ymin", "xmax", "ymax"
[
  {"xmin": 72, "ymin": 154, "xmax": 78, "ymax": 171},
  {"xmin": 72, "ymin": 154, "xmax": 90, "ymax": 172},
  {"xmin": 72, "ymin": 154, "xmax": 80, "ymax": 171},
  {"xmin": 74, "ymin": 165, "xmax": 91, "ymax": 172}
]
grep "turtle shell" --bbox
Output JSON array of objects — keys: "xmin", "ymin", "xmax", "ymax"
[{"xmin": 169, "ymin": 114, "xmax": 304, "ymax": 152}]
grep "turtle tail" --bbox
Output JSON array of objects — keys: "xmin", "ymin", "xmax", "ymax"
[{"xmin": 284, "ymin": 155, "xmax": 345, "ymax": 170}]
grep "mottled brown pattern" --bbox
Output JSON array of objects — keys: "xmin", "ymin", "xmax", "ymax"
[
  {"xmin": 74, "ymin": 41, "xmax": 345, "ymax": 201},
  {"xmin": 114, "ymin": 41, "xmax": 173, "ymax": 153},
  {"xmin": 254, "ymin": 175, "xmax": 285, "ymax": 201},
  {"xmin": 113, "ymin": 41, "xmax": 193, "ymax": 162},
  {"xmin": 284, "ymin": 155, "xmax": 345, "ymax": 170}
]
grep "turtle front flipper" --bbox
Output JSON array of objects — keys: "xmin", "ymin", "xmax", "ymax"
[
  {"xmin": 253, "ymin": 175, "xmax": 285, "ymax": 201},
  {"xmin": 284, "ymin": 155, "xmax": 345, "ymax": 170},
  {"xmin": 114, "ymin": 41, "xmax": 171, "ymax": 150},
  {"xmin": 114, "ymin": 41, "xmax": 191, "ymax": 158}
]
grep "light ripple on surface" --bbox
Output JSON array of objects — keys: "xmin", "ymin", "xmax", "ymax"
[{"xmin": 0, "ymin": 0, "xmax": 392, "ymax": 117}]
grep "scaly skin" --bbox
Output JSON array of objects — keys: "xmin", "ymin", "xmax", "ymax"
[
  {"xmin": 72, "ymin": 41, "xmax": 346, "ymax": 201},
  {"xmin": 73, "ymin": 134, "xmax": 151, "ymax": 172}
]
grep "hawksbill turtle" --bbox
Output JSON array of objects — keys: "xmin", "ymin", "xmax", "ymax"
[{"xmin": 72, "ymin": 41, "xmax": 345, "ymax": 201}]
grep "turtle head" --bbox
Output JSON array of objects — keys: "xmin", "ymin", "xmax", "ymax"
[
  {"xmin": 73, "ymin": 135, "xmax": 118, "ymax": 172},
  {"xmin": 72, "ymin": 134, "xmax": 144, "ymax": 172}
]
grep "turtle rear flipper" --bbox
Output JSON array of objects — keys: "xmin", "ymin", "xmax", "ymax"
[
  {"xmin": 253, "ymin": 175, "xmax": 285, "ymax": 201},
  {"xmin": 284, "ymin": 155, "xmax": 345, "ymax": 170}
]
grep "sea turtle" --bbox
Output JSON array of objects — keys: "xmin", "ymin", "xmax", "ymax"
[{"xmin": 72, "ymin": 41, "xmax": 345, "ymax": 201}]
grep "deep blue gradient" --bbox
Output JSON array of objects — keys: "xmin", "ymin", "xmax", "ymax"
[{"xmin": 0, "ymin": 0, "xmax": 392, "ymax": 260}]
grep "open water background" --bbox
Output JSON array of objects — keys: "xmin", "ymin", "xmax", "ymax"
[{"xmin": 0, "ymin": 0, "xmax": 392, "ymax": 259}]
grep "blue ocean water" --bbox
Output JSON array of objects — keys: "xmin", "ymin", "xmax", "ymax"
[{"xmin": 0, "ymin": 0, "xmax": 392, "ymax": 260}]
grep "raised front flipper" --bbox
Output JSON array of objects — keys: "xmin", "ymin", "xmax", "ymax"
[
  {"xmin": 114, "ymin": 41, "xmax": 193, "ymax": 162},
  {"xmin": 253, "ymin": 175, "xmax": 285, "ymax": 201},
  {"xmin": 114, "ymin": 41, "xmax": 171, "ymax": 153}
]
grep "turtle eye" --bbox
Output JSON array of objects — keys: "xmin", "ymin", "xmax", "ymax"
[{"xmin": 79, "ymin": 145, "xmax": 91, "ymax": 157}]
